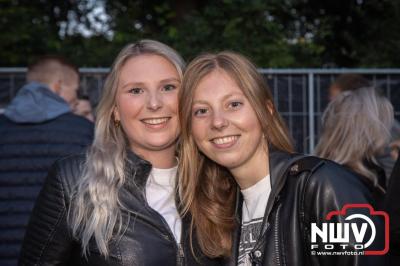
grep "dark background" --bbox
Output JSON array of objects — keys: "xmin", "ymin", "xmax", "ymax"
[{"xmin": 1, "ymin": 0, "xmax": 400, "ymax": 153}]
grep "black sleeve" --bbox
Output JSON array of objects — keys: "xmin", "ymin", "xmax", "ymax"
[
  {"xmin": 18, "ymin": 162, "xmax": 74, "ymax": 266},
  {"xmin": 385, "ymin": 156, "xmax": 400, "ymax": 256},
  {"xmin": 303, "ymin": 162, "xmax": 387, "ymax": 266}
]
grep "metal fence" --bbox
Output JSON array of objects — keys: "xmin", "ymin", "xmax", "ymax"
[{"xmin": 1, "ymin": 68, "xmax": 399, "ymax": 154}]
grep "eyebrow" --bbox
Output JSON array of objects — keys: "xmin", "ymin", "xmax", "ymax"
[
  {"xmin": 192, "ymin": 92, "xmax": 243, "ymax": 105},
  {"xmin": 192, "ymin": 99, "xmax": 209, "ymax": 105},
  {"xmin": 160, "ymin": 78, "xmax": 181, "ymax": 83},
  {"xmin": 120, "ymin": 77, "xmax": 180, "ymax": 89},
  {"xmin": 121, "ymin": 81, "xmax": 145, "ymax": 89}
]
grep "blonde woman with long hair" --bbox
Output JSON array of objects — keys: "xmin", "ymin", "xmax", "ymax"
[
  {"xmin": 315, "ymin": 87, "xmax": 394, "ymax": 208},
  {"xmin": 19, "ymin": 40, "xmax": 223, "ymax": 266},
  {"xmin": 178, "ymin": 52, "xmax": 385, "ymax": 266}
]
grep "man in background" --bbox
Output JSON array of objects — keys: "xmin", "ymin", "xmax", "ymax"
[{"xmin": 0, "ymin": 56, "xmax": 94, "ymax": 266}]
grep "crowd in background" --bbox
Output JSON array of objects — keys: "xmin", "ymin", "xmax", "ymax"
[{"xmin": 0, "ymin": 51, "xmax": 399, "ymax": 266}]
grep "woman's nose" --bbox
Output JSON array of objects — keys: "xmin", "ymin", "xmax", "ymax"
[
  {"xmin": 211, "ymin": 112, "xmax": 229, "ymax": 130},
  {"xmin": 146, "ymin": 92, "xmax": 162, "ymax": 111}
]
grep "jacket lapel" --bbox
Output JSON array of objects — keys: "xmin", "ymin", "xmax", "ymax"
[
  {"xmin": 124, "ymin": 150, "xmax": 152, "ymax": 194},
  {"xmin": 230, "ymin": 147, "xmax": 301, "ymax": 265},
  {"xmin": 262, "ymin": 148, "xmax": 305, "ymax": 234}
]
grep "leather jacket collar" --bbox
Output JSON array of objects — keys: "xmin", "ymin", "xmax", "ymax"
[
  {"xmin": 231, "ymin": 147, "xmax": 300, "ymax": 266},
  {"xmin": 124, "ymin": 150, "xmax": 152, "ymax": 192},
  {"xmin": 123, "ymin": 149, "xmax": 183, "ymax": 212},
  {"xmin": 269, "ymin": 147, "xmax": 294, "ymax": 187},
  {"xmin": 234, "ymin": 147, "xmax": 297, "ymax": 218}
]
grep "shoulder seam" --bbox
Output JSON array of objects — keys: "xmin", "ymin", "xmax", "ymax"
[{"xmin": 37, "ymin": 163, "xmax": 68, "ymax": 263}]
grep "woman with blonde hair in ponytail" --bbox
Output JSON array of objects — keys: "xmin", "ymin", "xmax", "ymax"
[
  {"xmin": 19, "ymin": 40, "xmax": 223, "ymax": 266},
  {"xmin": 178, "ymin": 51, "xmax": 385, "ymax": 266}
]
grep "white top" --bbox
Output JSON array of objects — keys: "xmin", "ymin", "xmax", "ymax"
[
  {"xmin": 145, "ymin": 165, "xmax": 181, "ymax": 243},
  {"xmin": 238, "ymin": 175, "xmax": 271, "ymax": 266}
]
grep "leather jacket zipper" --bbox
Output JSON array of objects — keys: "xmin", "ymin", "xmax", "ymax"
[
  {"xmin": 248, "ymin": 197, "xmax": 282, "ymax": 266},
  {"xmin": 124, "ymin": 203, "xmax": 184, "ymax": 265},
  {"xmin": 177, "ymin": 243, "xmax": 185, "ymax": 266},
  {"xmin": 127, "ymin": 163, "xmax": 185, "ymax": 264},
  {"xmin": 136, "ymin": 208, "xmax": 185, "ymax": 266},
  {"xmin": 140, "ymin": 199, "xmax": 184, "ymax": 265},
  {"xmin": 274, "ymin": 204, "xmax": 282, "ymax": 266}
]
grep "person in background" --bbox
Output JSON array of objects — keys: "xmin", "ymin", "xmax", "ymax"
[
  {"xmin": 0, "ymin": 56, "xmax": 94, "ymax": 266},
  {"xmin": 315, "ymin": 87, "xmax": 394, "ymax": 208},
  {"xmin": 328, "ymin": 73, "xmax": 371, "ymax": 101},
  {"xmin": 19, "ymin": 40, "xmax": 224, "ymax": 266},
  {"xmin": 328, "ymin": 73, "xmax": 400, "ymax": 182},
  {"xmin": 73, "ymin": 95, "xmax": 95, "ymax": 122}
]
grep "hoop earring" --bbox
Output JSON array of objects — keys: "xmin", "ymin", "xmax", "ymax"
[{"xmin": 114, "ymin": 120, "xmax": 120, "ymax": 129}]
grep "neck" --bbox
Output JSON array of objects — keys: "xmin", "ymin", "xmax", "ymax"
[
  {"xmin": 230, "ymin": 147, "xmax": 269, "ymax": 190},
  {"xmin": 131, "ymin": 144, "xmax": 177, "ymax": 169}
]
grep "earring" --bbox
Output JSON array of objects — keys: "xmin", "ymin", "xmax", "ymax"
[{"xmin": 114, "ymin": 120, "xmax": 120, "ymax": 129}]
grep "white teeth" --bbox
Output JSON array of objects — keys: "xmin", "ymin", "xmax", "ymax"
[
  {"xmin": 142, "ymin": 117, "xmax": 169, "ymax": 125},
  {"xmin": 212, "ymin": 135, "xmax": 238, "ymax": 145}
]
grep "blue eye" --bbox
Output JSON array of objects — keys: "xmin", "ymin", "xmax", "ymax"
[
  {"xmin": 229, "ymin": 101, "xmax": 243, "ymax": 108},
  {"xmin": 128, "ymin": 88, "xmax": 143, "ymax": 94},
  {"xmin": 193, "ymin": 108, "xmax": 208, "ymax": 116},
  {"xmin": 162, "ymin": 84, "xmax": 177, "ymax": 91}
]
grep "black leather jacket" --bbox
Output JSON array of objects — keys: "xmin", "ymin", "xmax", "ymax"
[
  {"xmin": 230, "ymin": 150, "xmax": 386, "ymax": 266},
  {"xmin": 19, "ymin": 151, "xmax": 224, "ymax": 266}
]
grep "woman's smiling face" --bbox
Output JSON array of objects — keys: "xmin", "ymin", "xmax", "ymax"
[
  {"xmin": 114, "ymin": 54, "xmax": 181, "ymax": 156},
  {"xmin": 191, "ymin": 69, "xmax": 265, "ymax": 172}
]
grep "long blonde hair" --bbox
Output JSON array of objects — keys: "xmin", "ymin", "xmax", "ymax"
[
  {"xmin": 315, "ymin": 87, "xmax": 393, "ymax": 189},
  {"xmin": 178, "ymin": 51, "xmax": 294, "ymax": 258},
  {"xmin": 69, "ymin": 40, "xmax": 185, "ymax": 257}
]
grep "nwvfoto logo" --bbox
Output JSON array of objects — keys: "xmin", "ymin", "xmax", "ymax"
[{"xmin": 310, "ymin": 204, "xmax": 389, "ymax": 255}]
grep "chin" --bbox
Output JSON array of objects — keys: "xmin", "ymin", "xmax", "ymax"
[
  {"xmin": 213, "ymin": 155, "xmax": 242, "ymax": 169},
  {"xmin": 147, "ymin": 138, "xmax": 177, "ymax": 151}
]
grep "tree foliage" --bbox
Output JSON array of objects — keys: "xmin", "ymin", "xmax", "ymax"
[{"xmin": 1, "ymin": 0, "xmax": 399, "ymax": 67}]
